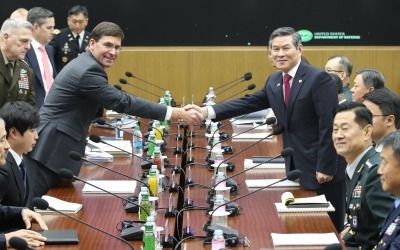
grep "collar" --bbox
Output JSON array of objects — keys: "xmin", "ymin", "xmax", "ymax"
[
  {"xmin": 30, "ymin": 38, "xmax": 42, "ymax": 50},
  {"xmin": 1, "ymin": 50, "xmax": 14, "ymax": 66},
  {"xmin": 9, "ymin": 148, "xmax": 22, "ymax": 166},
  {"xmin": 281, "ymin": 59, "xmax": 301, "ymax": 79},
  {"xmin": 346, "ymin": 146, "xmax": 373, "ymax": 179},
  {"xmin": 72, "ymin": 31, "xmax": 85, "ymax": 39}
]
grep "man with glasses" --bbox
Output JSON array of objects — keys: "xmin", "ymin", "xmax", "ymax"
[
  {"xmin": 325, "ymin": 55, "xmax": 353, "ymax": 102},
  {"xmin": 25, "ymin": 21, "xmax": 203, "ymax": 203},
  {"xmin": 363, "ymin": 88, "xmax": 400, "ymax": 152},
  {"xmin": 49, "ymin": 5, "xmax": 90, "ymax": 73},
  {"xmin": 351, "ymin": 68, "xmax": 385, "ymax": 103}
]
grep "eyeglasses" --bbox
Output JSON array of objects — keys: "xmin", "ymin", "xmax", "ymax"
[
  {"xmin": 99, "ymin": 42, "xmax": 122, "ymax": 52},
  {"xmin": 324, "ymin": 68, "xmax": 343, "ymax": 73}
]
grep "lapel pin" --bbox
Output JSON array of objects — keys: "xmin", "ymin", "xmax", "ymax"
[{"xmin": 299, "ymin": 79, "xmax": 303, "ymax": 83}]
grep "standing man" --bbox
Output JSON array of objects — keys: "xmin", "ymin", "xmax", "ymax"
[
  {"xmin": 0, "ymin": 118, "xmax": 47, "ymax": 250},
  {"xmin": 351, "ymin": 68, "xmax": 385, "ymax": 103},
  {"xmin": 25, "ymin": 22, "xmax": 203, "ymax": 202},
  {"xmin": 24, "ymin": 7, "xmax": 57, "ymax": 108},
  {"xmin": 49, "ymin": 5, "xmax": 90, "ymax": 73},
  {"xmin": 325, "ymin": 55, "xmax": 353, "ymax": 102},
  {"xmin": 191, "ymin": 27, "xmax": 345, "ymax": 232},
  {"xmin": 0, "ymin": 18, "xmax": 35, "ymax": 108},
  {"xmin": 363, "ymin": 88, "xmax": 400, "ymax": 152},
  {"xmin": 10, "ymin": 8, "xmax": 28, "ymax": 20},
  {"xmin": 0, "ymin": 101, "xmax": 40, "ymax": 207},
  {"xmin": 376, "ymin": 131, "xmax": 400, "ymax": 250},
  {"xmin": 333, "ymin": 102, "xmax": 394, "ymax": 249}
]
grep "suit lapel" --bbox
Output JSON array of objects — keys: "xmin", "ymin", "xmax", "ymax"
[
  {"xmin": 26, "ymin": 48, "xmax": 45, "ymax": 87},
  {"xmin": 286, "ymin": 64, "xmax": 306, "ymax": 118},
  {"xmin": 7, "ymin": 155, "xmax": 26, "ymax": 202}
]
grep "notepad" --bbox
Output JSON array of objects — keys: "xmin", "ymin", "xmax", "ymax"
[
  {"xmin": 244, "ymin": 159, "xmax": 285, "ymax": 169},
  {"xmin": 281, "ymin": 192, "xmax": 330, "ymax": 208},
  {"xmin": 37, "ymin": 230, "xmax": 79, "ymax": 244},
  {"xmin": 274, "ymin": 202, "xmax": 335, "ymax": 213},
  {"xmin": 87, "ymin": 140, "xmax": 132, "ymax": 156},
  {"xmin": 231, "ymin": 132, "xmax": 273, "ymax": 140},
  {"xmin": 34, "ymin": 195, "xmax": 82, "ymax": 214},
  {"xmin": 271, "ymin": 232, "xmax": 339, "ymax": 248},
  {"xmin": 245, "ymin": 179, "xmax": 300, "ymax": 188},
  {"xmin": 82, "ymin": 180, "xmax": 137, "ymax": 194}
]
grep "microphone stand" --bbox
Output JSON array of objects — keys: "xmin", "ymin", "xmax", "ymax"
[{"xmin": 173, "ymin": 124, "xmax": 190, "ymax": 249}]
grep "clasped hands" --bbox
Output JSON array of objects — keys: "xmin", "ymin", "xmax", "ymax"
[{"xmin": 173, "ymin": 104, "xmax": 208, "ymax": 125}]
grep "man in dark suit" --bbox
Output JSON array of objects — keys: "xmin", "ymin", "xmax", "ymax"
[
  {"xmin": 0, "ymin": 118, "xmax": 47, "ymax": 250},
  {"xmin": 333, "ymin": 102, "xmax": 395, "ymax": 249},
  {"xmin": 49, "ymin": 5, "xmax": 90, "ymax": 73},
  {"xmin": 0, "ymin": 101, "xmax": 40, "ymax": 207},
  {"xmin": 376, "ymin": 131, "xmax": 400, "ymax": 250},
  {"xmin": 24, "ymin": 7, "xmax": 57, "ymax": 108},
  {"xmin": 0, "ymin": 18, "xmax": 35, "ymax": 108},
  {"xmin": 192, "ymin": 27, "xmax": 346, "ymax": 232},
  {"xmin": 25, "ymin": 21, "xmax": 203, "ymax": 203}
]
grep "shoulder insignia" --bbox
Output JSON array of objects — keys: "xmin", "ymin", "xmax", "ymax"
[
  {"xmin": 54, "ymin": 29, "xmax": 60, "ymax": 35},
  {"xmin": 366, "ymin": 159, "xmax": 374, "ymax": 169}
]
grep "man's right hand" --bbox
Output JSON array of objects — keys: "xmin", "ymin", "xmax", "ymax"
[
  {"xmin": 184, "ymin": 104, "xmax": 208, "ymax": 118},
  {"xmin": 5, "ymin": 229, "xmax": 47, "ymax": 248}
]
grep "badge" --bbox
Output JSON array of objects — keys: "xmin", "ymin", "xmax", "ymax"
[
  {"xmin": 352, "ymin": 183, "xmax": 362, "ymax": 198},
  {"xmin": 352, "ymin": 216, "xmax": 357, "ymax": 228},
  {"xmin": 62, "ymin": 43, "xmax": 71, "ymax": 54},
  {"xmin": 18, "ymin": 70, "xmax": 29, "ymax": 90},
  {"xmin": 62, "ymin": 57, "xmax": 68, "ymax": 63}
]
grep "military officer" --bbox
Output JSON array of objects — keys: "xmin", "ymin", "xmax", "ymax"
[{"xmin": 49, "ymin": 5, "xmax": 90, "ymax": 72}]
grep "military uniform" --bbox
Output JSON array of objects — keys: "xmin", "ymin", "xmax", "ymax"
[
  {"xmin": 0, "ymin": 53, "xmax": 35, "ymax": 108},
  {"xmin": 343, "ymin": 147, "xmax": 395, "ymax": 249},
  {"xmin": 49, "ymin": 28, "xmax": 90, "ymax": 72},
  {"xmin": 376, "ymin": 202, "xmax": 400, "ymax": 249}
]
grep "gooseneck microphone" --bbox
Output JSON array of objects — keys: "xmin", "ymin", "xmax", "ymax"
[
  {"xmin": 324, "ymin": 243, "xmax": 342, "ymax": 250},
  {"xmin": 204, "ymin": 169, "xmax": 302, "ymax": 231},
  {"xmin": 58, "ymin": 168, "xmax": 150, "ymax": 217},
  {"xmin": 9, "ymin": 237, "xmax": 34, "ymax": 250},
  {"xmin": 214, "ymin": 125, "xmax": 284, "ymax": 174},
  {"xmin": 32, "ymin": 198, "xmax": 135, "ymax": 250},
  {"xmin": 69, "ymin": 151, "xmax": 152, "ymax": 196},
  {"xmin": 217, "ymin": 83, "xmax": 256, "ymax": 103},
  {"xmin": 119, "ymin": 78, "xmax": 161, "ymax": 99},
  {"xmin": 211, "ymin": 147, "xmax": 294, "ymax": 194},
  {"xmin": 125, "ymin": 71, "xmax": 166, "ymax": 92}
]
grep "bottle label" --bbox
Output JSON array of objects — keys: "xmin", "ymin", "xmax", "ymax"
[{"xmin": 134, "ymin": 140, "xmax": 142, "ymax": 149}]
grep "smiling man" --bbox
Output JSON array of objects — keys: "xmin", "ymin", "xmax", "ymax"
[
  {"xmin": 333, "ymin": 102, "xmax": 394, "ymax": 249},
  {"xmin": 24, "ymin": 21, "xmax": 203, "ymax": 203},
  {"xmin": 191, "ymin": 26, "xmax": 345, "ymax": 232}
]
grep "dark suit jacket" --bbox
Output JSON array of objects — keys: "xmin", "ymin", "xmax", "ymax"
[
  {"xmin": 49, "ymin": 28, "xmax": 90, "ymax": 73},
  {"xmin": 28, "ymin": 51, "xmax": 168, "ymax": 177},
  {"xmin": 376, "ymin": 203, "xmax": 400, "ymax": 249},
  {"xmin": 24, "ymin": 44, "xmax": 57, "ymax": 108},
  {"xmin": 0, "ymin": 154, "xmax": 28, "ymax": 207},
  {"xmin": 344, "ymin": 147, "xmax": 395, "ymax": 249},
  {"xmin": 213, "ymin": 61, "xmax": 343, "ymax": 190},
  {"xmin": 0, "ymin": 53, "xmax": 35, "ymax": 108},
  {"xmin": 0, "ymin": 205, "xmax": 24, "ymax": 250}
]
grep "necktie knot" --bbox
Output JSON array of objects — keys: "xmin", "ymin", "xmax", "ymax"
[
  {"xmin": 6, "ymin": 62, "xmax": 13, "ymax": 78},
  {"xmin": 284, "ymin": 74, "xmax": 292, "ymax": 83},
  {"xmin": 39, "ymin": 44, "xmax": 46, "ymax": 52}
]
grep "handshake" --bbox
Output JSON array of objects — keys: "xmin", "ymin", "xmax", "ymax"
[{"xmin": 171, "ymin": 104, "xmax": 208, "ymax": 125}]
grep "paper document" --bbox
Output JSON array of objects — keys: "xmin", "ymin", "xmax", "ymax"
[
  {"xmin": 245, "ymin": 179, "xmax": 299, "ymax": 188},
  {"xmin": 271, "ymin": 232, "xmax": 339, "ymax": 247},
  {"xmin": 35, "ymin": 195, "xmax": 82, "ymax": 214},
  {"xmin": 274, "ymin": 202, "xmax": 335, "ymax": 213},
  {"xmin": 82, "ymin": 180, "xmax": 137, "ymax": 194},
  {"xmin": 244, "ymin": 159, "xmax": 285, "ymax": 169}
]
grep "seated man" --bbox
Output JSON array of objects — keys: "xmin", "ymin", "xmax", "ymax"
[
  {"xmin": 0, "ymin": 117, "xmax": 46, "ymax": 250},
  {"xmin": 0, "ymin": 101, "xmax": 40, "ymax": 207},
  {"xmin": 333, "ymin": 102, "xmax": 395, "ymax": 249},
  {"xmin": 376, "ymin": 131, "xmax": 400, "ymax": 249}
]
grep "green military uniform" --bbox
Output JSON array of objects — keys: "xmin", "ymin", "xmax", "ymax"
[
  {"xmin": 344, "ymin": 147, "xmax": 395, "ymax": 249},
  {"xmin": 0, "ymin": 53, "xmax": 35, "ymax": 108}
]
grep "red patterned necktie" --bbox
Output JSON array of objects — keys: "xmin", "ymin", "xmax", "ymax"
[{"xmin": 284, "ymin": 74, "xmax": 292, "ymax": 106}]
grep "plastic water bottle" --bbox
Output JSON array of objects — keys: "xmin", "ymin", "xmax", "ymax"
[
  {"xmin": 164, "ymin": 90, "xmax": 171, "ymax": 106},
  {"xmin": 206, "ymin": 87, "xmax": 216, "ymax": 105},
  {"xmin": 148, "ymin": 131, "xmax": 156, "ymax": 156},
  {"xmin": 152, "ymin": 147, "xmax": 162, "ymax": 172},
  {"xmin": 139, "ymin": 189, "xmax": 151, "ymax": 221},
  {"xmin": 214, "ymin": 171, "xmax": 226, "ymax": 189},
  {"xmin": 211, "ymin": 229, "xmax": 225, "ymax": 250},
  {"xmin": 143, "ymin": 216, "xmax": 156, "ymax": 250},
  {"xmin": 133, "ymin": 125, "xmax": 143, "ymax": 156},
  {"xmin": 153, "ymin": 120, "xmax": 162, "ymax": 141}
]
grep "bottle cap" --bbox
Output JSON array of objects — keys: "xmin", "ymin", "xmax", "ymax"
[
  {"xmin": 141, "ymin": 187, "xmax": 148, "ymax": 192},
  {"xmin": 214, "ymin": 229, "xmax": 223, "ymax": 236},
  {"xmin": 217, "ymin": 172, "xmax": 224, "ymax": 177},
  {"xmin": 135, "ymin": 125, "xmax": 140, "ymax": 130},
  {"xmin": 146, "ymin": 216, "xmax": 154, "ymax": 222},
  {"xmin": 215, "ymin": 194, "xmax": 224, "ymax": 200}
]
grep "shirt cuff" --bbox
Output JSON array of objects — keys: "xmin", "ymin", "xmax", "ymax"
[
  {"xmin": 165, "ymin": 106, "xmax": 173, "ymax": 120},
  {"xmin": 206, "ymin": 106, "xmax": 216, "ymax": 119}
]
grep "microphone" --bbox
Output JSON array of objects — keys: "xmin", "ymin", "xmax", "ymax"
[
  {"xmin": 203, "ymin": 72, "xmax": 252, "ymax": 104},
  {"xmin": 125, "ymin": 71, "xmax": 166, "ymax": 91},
  {"xmin": 114, "ymin": 84, "xmax": 123, "ymax": 91},
  {"xmin": 211, "ymin": 147, "xmax": 293, "ymax": 196},
  {"xmin": 324, "ymin": 243, "xmax": 342, "ymax": 250},
  {"xmin": 119, "ymin": 78, "xmax": 161, "ymax": 99},
  {"xmin": 32, "ymin": 198, "xmax": 135, "ymax": 249},
  {"xmin": 213, "ymin": 123, "xmax": 282, "ymax": 174},
  {"xmin": 68, "ymin": 151, "xmax": 152, "ymax": 197},
  {"xmin": 89, "ymin": 134, "xmax": 153, "ymax": 169},
  {"xmin": 9, "ymin": 237, "xmax": 34, "ymax": 250},
  {"xmin": 218, "ymin": 83, "xmax": 256, "ymax": 103},
  {"xmin": 204, "ymin": 169, "xmax": 302, "ymax": 242}
]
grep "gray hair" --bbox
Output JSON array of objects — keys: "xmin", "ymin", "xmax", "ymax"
[
  {"xmin": 269, "ymin": 27, "xmax": 302, "ymax": 49},
  {"xmin": 381, "ymin": 131, "xmax": 400, "ymax": 163},
  {"xmin": 328, "ymin": 55, "xmax": 353, "ymax": 77},
  {"xmin": 0, "ymin": 18, "xmax": 32, "ymax": 36},
  {"xmin": 0, "ymin": 118, "xmax": 5, "ymax": 127},
  {"xmin": 27, "ymin": 7, "xmax": 54, "ymax": 26},
  {"xmin": 356, "ymin": 68, "xmax": 385, "ymax": 89}
]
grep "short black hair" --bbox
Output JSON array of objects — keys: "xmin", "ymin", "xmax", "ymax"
[
  {"xmin": 0, "ymin": 101, "xmax": 40, "ymax": 138},
  {"xmin": 334, "ymin": 102, "xmax": 372, "ymax": 128},
  {"xmin": 381, "ymin": 131, "xmax": 400, "ymax": 163},
  {"xmin": 89, "ymin": 21, "xmax": 124, "ymax": 41},
  {"xmin": 68, "ymin": 5, "xmax": 88, "ymax": 18}
]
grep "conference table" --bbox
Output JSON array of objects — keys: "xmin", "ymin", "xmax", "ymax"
[{"xmin": 32, "ymin": 120, "xmax": 343, "ymax": 250}]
